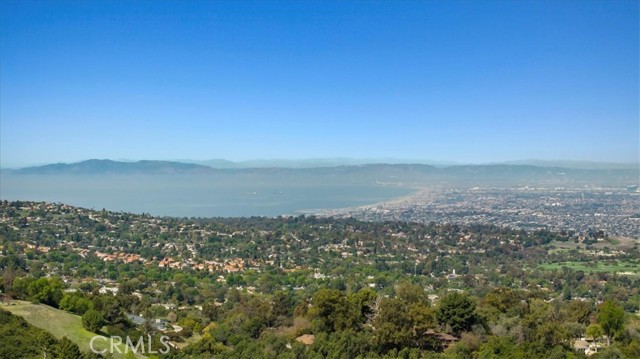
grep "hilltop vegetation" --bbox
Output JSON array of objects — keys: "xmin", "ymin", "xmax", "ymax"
[{"xmin": 0, "ymin": 200, "xmax": 639, "ymax": 358}]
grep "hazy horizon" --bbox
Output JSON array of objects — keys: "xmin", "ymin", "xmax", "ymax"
[{"xmin": 2, "ymin": 156, "xmax": 639, "ymax": 171}]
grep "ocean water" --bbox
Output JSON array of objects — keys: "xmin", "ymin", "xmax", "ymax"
[{"xmin": 0, "ymin": 174, "xmax": 414, "ymax": 217}]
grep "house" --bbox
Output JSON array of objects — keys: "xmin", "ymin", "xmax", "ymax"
[
  {"xmin": 153, "ymin": 318, "xmax": 169, "ymax": 331},
  {"xmin": 574, "ymin": 337, "xmax": 603, "ymax": 356},
  {"xmin": 425, "ymin": 329, "xmax": 459, "ymax": 348},
  {"xmin": 127, "ymin": 314, "xmax": 146, "ymax": 326},
  {"xmin": 574, "ymin": 339, "xmax": 590, "ymax": 355},
  {"xmin": 126, "ymin": 314, "xmax": 170, "ymax": 332},
  {"xmin": 446, "ymin": 269, "xmax": 460, "ymax": 280},
  {"xmin": 295, "ymin": 334, "xmax": 315, "ymax": 345},
  {"xmin": 98, "ymin": 286, "xmax": 119, "ymax": 295}
]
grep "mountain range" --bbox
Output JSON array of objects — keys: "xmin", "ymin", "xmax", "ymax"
[
  {"xmin": 12, "ymin": 159, "xmax": 214, "ymax": 175},
  {"xmin": 178, "ymin": 157, "xmax": 460, "ymax": 169},
  {"xmin": 3, "ymin": 159, "xmax": 637, "ymax": 186},
  {"xmin": 5, "ymin": 158, "xmax": 639, "ymax": 173}
]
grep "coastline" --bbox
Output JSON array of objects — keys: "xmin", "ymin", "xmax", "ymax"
[{"xmin": 307, "ymin": 186, "xmax": 434, "ymax": 217}]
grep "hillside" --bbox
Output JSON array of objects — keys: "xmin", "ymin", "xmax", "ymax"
[
  {"xmin": 2, "ymin": 301, "xmax": 135, "ymax": 358},
  {"xmin": 15, "ymin": 159, "xmax": 216, "ymax": 175},
  {"xmin": 2, "ymin": 200, "xmax": 640, "ymax": 358}
]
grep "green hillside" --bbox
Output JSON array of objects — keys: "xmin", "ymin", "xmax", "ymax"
[{"xmin": 2, "ymin": 301, "xmax": 137, "ymax": 358}]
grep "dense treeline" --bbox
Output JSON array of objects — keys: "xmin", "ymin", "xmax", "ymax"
[{"xmin": 3, "ymin": 272, "xmax": 639, "ymax": 358}]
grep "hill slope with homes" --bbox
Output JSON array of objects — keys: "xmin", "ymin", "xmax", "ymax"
[{"xmin": 1, "ymin": 200, "xmax": 639, "ymax": 358}]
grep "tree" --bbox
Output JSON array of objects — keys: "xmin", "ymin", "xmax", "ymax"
[
  {"xmin": 372, "ymin": 297, "xmax": 414, "ymax": 351},
  {"xmin": 82, "ymin": 309, "xmax": 105, "ymax": 333},
  {"xmin": 348, "ymin": 288, "xmax": 377, "ymax": 324},
  {"xmin": 561, "ymin": 300, "xmax": 592, "ymax": 325},
  {"xmin": 0, "ymin": 254, "xmax": 27, "ymax": 292},
  {"xmin": 586, "ymin": 323, "xmax": 604, "ymax": 342},
  {"xmin": 55, "ymin": 337, "xmax": 81, "ymax": 359},
  {"xmin": 36, "ymin": 331, "xmax": 57, "ymax": 359},
  {"xmin": 167, "ymin": 311, "xmax": 178, "ymax": 323},
  {"xmin": 477, "ymin": 336, "xmax": 523, "ymax": 359},
  {"xmin": 436, "ymin": 292, "xmax": 478, "ymax": 335},
  {"xmin": 182, "ymin": 333, "xmax": 228, "ymax": 356},
  {"xmin": 27, "ymin": 277, "xmax": 64, "ymax": 307},
  {"xmin": 309, "ymin": 289, "xmax": 356, "ymax": 332},
  {"xmin": 480, "ymin": 287, "xmax": 524, "ymax": 319},
  {"xmin": 59, "ymin": 293, "xmax": 92, "ymax": 315},
  {"xmin": 395, "ymin": 282, "xmax": 426, "ymax": 304},
  {"xmin": 445, "ymin": 341, "xmax": 474, "ymax": 359},
  {"xmin": 92, "ymin": 295, "xmax": 123, "ymax": 324},
  {"xmin": 272, "ymin": 290, "xmax": 293, "ymax": 322},
  {"xmin": 598, "ymin": 301, "xmax": 625, "ymax": 346},
  {"xmin": 594, "ymin": 346, "xmax": 624, "ymax": 359},
  {"xmin": 408, "ymin": 302, "xmax": 435, "ymax": 329}
]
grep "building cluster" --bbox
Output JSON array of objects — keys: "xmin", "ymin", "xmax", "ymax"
[
  {"xmin": 327, "ymin": 187, "xmax": 640, "ymax": 240},
  {"xmin": 2, "ymin": 200, "xmax": 637, "ymax": 295}
]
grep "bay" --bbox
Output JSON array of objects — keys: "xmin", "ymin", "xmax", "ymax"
[{"xmin": 0, "ymin": 174, "xmax": 414, "ymax": 217}]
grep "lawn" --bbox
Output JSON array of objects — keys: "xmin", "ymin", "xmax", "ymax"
[
  {"xmin": 548, "ymin": 236, "xmax": 638, "ymax": 252},
  {"xmin": 539, "ymin": 260, "xmax": 640, "ymax": 274},
  {"xmin": 1, "ymin": 300, "xmax": 141, "ymax": 358}
]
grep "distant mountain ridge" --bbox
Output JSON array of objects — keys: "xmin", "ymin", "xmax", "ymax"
[
  {"xmin": 178, "ymin": 157, "xmax": 459, "ymax": 169},
  {"xmin": 175, "ymin": 158, "xmax": 638, "ymax": 170},
  {"xmin": 6, "ymin": 160, "xmax": 638, "ymax": 186},
  {"xmin": 6, "ymin": 158, "xmax": 638, "ymax": 172},
  {"xmin": 14, "ymin": 159, "xmax": 215, "ymax": 175},
  {"xmin": 495, "ymin": 159, "xmax": 639, "ymax": 170}
]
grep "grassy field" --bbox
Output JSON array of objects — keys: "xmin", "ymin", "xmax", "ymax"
[
  {"xmin": 539, "ymin": 260, "xmax": 640, "ymax": 274},
  {"xmin": 548, "ymin": 236, "xmax": 638, "ymax": 252},
  {"xmin": 1, "ymin": 300, "xmax": 139, "ymax": 358}
]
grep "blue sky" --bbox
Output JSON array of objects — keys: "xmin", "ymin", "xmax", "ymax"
[{"xmin": 1, "ymin": 0, "xmax": 638, "ymax": 168}]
